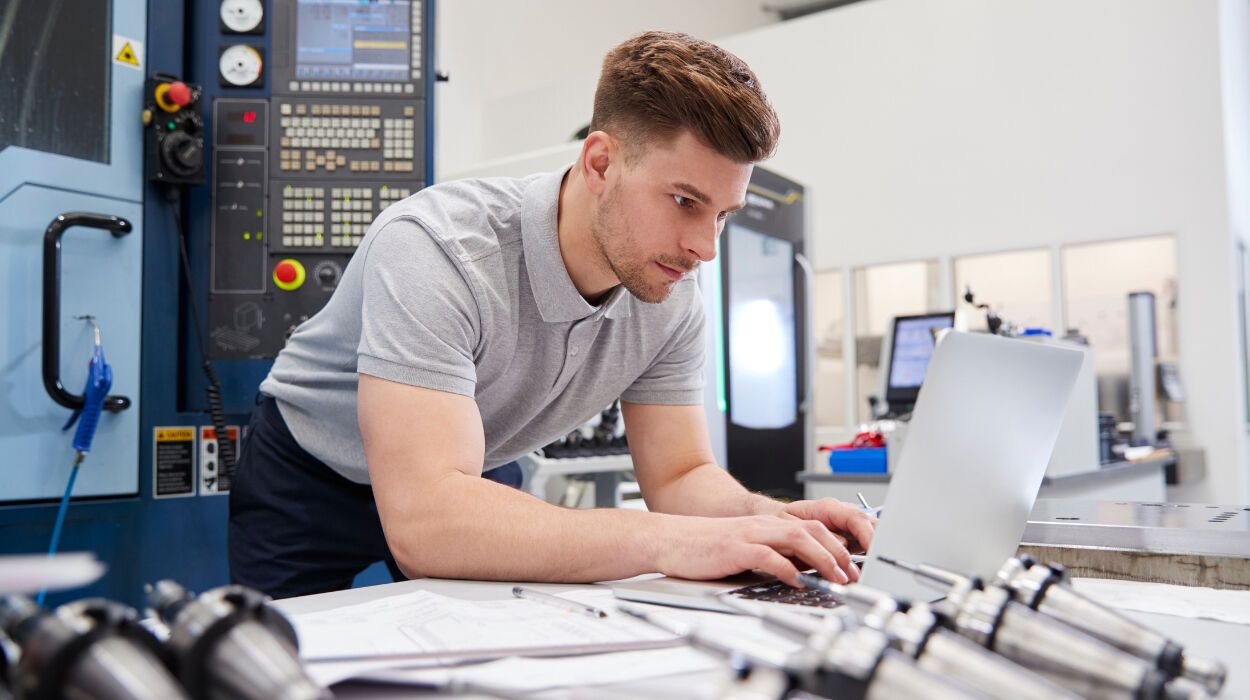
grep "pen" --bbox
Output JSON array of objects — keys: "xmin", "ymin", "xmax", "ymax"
[
  {"xmin": 511, "ymin": 586, "xmax": 609, "ymax": 618},
  {"xmin": 856, "ymin": 492, "xmax": 883, "ymax": 518}
]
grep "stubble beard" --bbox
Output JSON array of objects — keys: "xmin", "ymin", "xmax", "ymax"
[{"xmin": 590, "ymin": 184, "xmax": 677, "ymax": 304}]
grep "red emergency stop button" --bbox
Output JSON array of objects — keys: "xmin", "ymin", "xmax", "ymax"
[
  {"xmin": 168, "ymin": 81, "xmax": 193, "ymax": 107},
  {"xmin": 154, "ymin": 81, "xmax": 192, "ymax": 113},
  {"xmin": 273, "ymin": 259, "xmax": 305, "ymax": 291}
]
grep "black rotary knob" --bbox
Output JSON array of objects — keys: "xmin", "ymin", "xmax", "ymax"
[{"xmin": 160, "ymin": 131, "xmax": 203, "ymax": 178}]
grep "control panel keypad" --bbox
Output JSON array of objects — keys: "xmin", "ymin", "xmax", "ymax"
[
  {"xmin": 280, "ymin": 186, "xmax": 326, "ymax": 248},
  {"xmin": 330, "ymin": 187, "xmax": 371, "ymax": 247},
  {"xmin": 275, "ymin": 101, "xmax": 419, "ymax": 174},
  {"xmin": 272, "ymin": 184, "xmax": 416, "ymax": 251}
]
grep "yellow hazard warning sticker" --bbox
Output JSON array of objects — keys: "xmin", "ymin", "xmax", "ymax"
[
  {"xmin": 156, "ymin": 428, "xmax": 195, "ymax": 442},
  {"xmin": 112, "ymin": 34, "xmax": 143, "ymax": 70}
]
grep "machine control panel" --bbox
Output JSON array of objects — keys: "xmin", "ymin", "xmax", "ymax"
[{"xmin": 206, "ymin": 0, "xmax": 429, "ymax": 361}]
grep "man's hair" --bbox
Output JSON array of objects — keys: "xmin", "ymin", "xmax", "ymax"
[{"xmin": 590, "ymin": 31, "xmax": 780, "ymax": 164}]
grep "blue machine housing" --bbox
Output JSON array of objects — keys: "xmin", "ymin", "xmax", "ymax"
[{"xmin": 0, "ymin": 0, "xmax": 437, "ymax": 607}]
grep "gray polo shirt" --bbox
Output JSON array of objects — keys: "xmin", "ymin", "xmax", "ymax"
[{"xmin": 260, "ymin": 167, "xmax": 706, "ymax": 484}]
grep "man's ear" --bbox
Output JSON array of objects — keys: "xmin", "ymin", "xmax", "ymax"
[{"xmin": 579, "ymin": 131, "xmax": 616, "ymax": 197}]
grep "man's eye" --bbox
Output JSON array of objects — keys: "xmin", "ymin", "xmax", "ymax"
[{"xmin": 673, "ymin": 195, "xmax": 695, "ymax": 208}]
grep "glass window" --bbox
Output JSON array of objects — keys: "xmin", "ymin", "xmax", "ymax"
[
  {"xmin": 813, "ymin": 269, "xmax": 846, "ymax": 427},
  {"xmin": 1062, "ymin": 235, "xmax": 1178, "ymax": 422},
  {"xmin": 954, "ymin": 248, "xmax": 1053, "ymax": 333},
  {"xmin": 0, "ymin": 0, "xmax": 111, "ymax": 163},
  {"xmin": 852, "ymin": 260, "xmax": 943, "ymax": 423}
]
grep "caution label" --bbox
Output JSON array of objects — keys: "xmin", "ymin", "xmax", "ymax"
[
  {"xmin": 112, "ymin": 34, "xmax": 143, "ymax": 70},
  {"xmin": 200, "ymin": 426, "xmax": 242, "ymax": 495},
  {"xmin": 153, "ymin": 427, "xmax": 196, "ymax": 499}
]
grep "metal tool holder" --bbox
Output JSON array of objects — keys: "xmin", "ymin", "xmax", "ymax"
[
  {"xmin": 0, "ymin": 595, "xmax": 188, "ymax": 700},
  {"xmin": 994, "ymin": 555, "xmax": 1227, "ymax": 694},
  {"xmin": 620, "ymin": 602, "xmax": 987, "ymax": 700},
  {"xmin": 145, "ymin": 580, "xmax": 329, "ymax": 700},
  {"xmin": 780, "ymin": 576, "xmax": 1079, "ymax": 700},
  {"xmin": 624, "ymin": 551, "xmax": 1237, "ymax": 700}
]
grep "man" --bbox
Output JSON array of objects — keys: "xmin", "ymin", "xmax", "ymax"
[{"xmin": 229, "ymin": 31, "xmax": 876, "ymax": 599}]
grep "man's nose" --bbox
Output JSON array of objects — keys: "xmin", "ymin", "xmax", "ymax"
[{"xmin": 682, "ymin": 221, "xmax": 718, "ymax": 263}]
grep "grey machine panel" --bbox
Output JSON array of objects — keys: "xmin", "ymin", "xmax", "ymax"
[
  {"xmin": 1021, "ymin": 499, "xmax": 1250, "ymax": 589},
  {"xmin": 1025, "ymin": 499, "xmax": 1250, "ymax": 557}
]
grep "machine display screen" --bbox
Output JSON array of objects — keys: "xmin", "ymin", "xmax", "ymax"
[
  {"xmin": 295, "ymin": 0, "xmax": 411, "ymax": 82},
  {"xmin": 887, "ymin": 314, "xmax": 954, "ymax": 390}
]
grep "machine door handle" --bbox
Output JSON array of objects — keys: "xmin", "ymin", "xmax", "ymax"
[
  {"xmin": 42, "ymin": 212, "xmax": 133, "ymax": 413},
  {"xmin": 794, "ymin": 252, "xmax": 815, "ymax": 413}
]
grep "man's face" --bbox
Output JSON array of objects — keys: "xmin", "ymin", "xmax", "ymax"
[{"xmin": 590, "ymin": 130, "xmax": 752, "ymax": 304}]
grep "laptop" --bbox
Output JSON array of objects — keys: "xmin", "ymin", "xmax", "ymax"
[{"xmin": 613, "ymin": 331, "xmax": 1084, "ymax": 613}]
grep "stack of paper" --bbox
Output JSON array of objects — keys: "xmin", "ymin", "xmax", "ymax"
[
  {"xmin": 292, "ymin": 587, "xmax": 804, "ymax": 694},
  {"xmin": 290, "ymin": 588, "xmax": 680, "ymax": 662},
  {"xmin": 291, "ymin": 587, "xmax": 806, "ymax": 694}
]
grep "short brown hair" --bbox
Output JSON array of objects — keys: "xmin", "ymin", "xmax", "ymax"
[{"xmin": 591, "ymin": 31, "xmax": 780, "ymax": 164}]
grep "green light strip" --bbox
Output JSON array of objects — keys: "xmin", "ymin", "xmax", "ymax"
[{"xmin": 712, "ymin": 238, "xmax": 727, "ymax": 413}]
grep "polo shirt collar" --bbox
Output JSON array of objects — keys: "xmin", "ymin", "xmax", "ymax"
[{"xmin": 521, "ymin": 166, "xmax": 632, "ymax": 322}]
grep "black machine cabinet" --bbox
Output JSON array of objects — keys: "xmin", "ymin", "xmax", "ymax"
[{"xmin": 717, "ymin": 168, "xmax": 808, "ymax": 499}]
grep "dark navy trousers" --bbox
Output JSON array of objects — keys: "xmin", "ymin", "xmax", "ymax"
[{"xmin": 228, "ymin": 395, "xmax": 522, "ymax": 599}]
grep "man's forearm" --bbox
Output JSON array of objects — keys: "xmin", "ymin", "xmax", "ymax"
[
  {"xmin": 642, "ymin": 461, "xmax": 783, "ymax": 518},
  {"xmin": 387, "ymin": 472, "xmax": 683, "ymax": 582}
]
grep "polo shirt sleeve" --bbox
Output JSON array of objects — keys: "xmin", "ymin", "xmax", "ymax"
[
  {"xmin": 621, "ymin": 294, "xmax": 706, "ymax": 405},
  {"xmin": 356, "ymin": 217, "xmax": 479, "ymax": 397}
]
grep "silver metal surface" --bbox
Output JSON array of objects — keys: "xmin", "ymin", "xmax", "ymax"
[
  {"xmin": 1035, "ymin": 583, "xmax": 1224, "ymax": 694},
  {"xmin": 1024, "ymin": 500, "xmax": 1250, "ymax": 557},
  {"xmin": 823, "ymin": 624, "xmax": 890, "ymax": 681},
  {"xmin": 997, "ymin": 555, "xmax": 1226, "ymax": 692},
  {"xmin": 721, "ymin": 667, "xmax": 791, "ymax": 700},
  {"xmin": 934, "ymin": 577, "xmax": 1170, "ymax": 700},
  {"xmin": 866, "ymin": 652, "xmax": 988, "ymax": 700},
  {"xmin": 860, "ymin": 587, "xmax": 1078, "ymax": 700},
  {"xmin": 1128, "ymin": 291, "xmax": 1158, "ymax": 445},
  {"xmin": 150, "ymin": 582, "xmax": 330, "ymax": 700},
  {"xmin": 1039, "ymin": 584, "xmax": 1169, "ymax": 658},
  {"xmin": 991, "ymin": 604, "xmax": 1164, "ymax": 700},
  {"xmin": 796, "ymin": 251, "xmax": 816, "ymax": 494},
  {"xmin": 861, "ymin": 333, "xmax": 1084, "ymax": 602},
  {"xmin": 2, "ymin": 596, "xmax": 188, "ymax": 700},
  {"xmin": 62, "ymin": 635, "xmax": 189, "ymax": 700},
  {"xmin": 918, "ymin": 629, "xmax": 1079, "ymax": 700},
  {"xmin": 205, "ymin": 620, "xmax": 328, "ymax": 700}
]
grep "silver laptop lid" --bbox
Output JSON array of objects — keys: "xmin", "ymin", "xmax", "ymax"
[{"xmin": 861, "ymin": 331, "xmax": 1083, "ymax": 602}]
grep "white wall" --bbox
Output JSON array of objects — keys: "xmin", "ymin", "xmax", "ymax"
[
  {"xmin": 433, "ymin": 0, "xmax": 779, "ymax": 180},
  {"xmin": 717, "ymin": 0, "xmax": 1249, "ymax": 501}
]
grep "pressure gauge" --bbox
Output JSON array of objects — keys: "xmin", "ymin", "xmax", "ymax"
[
  {"xmin": 221, "ymin": 0, "xmax": 264, "ymax": 34},
  {"xmin": 219, "ymin": 45, "xmax": 263, "ymax": 87}
]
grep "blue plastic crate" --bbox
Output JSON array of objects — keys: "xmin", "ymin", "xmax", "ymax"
[{"xmin": 827, "ymin": 447, "xmax": 887, "ymax": 474}]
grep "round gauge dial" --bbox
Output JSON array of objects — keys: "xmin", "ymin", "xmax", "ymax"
[
  {"xmin": 221, "ymin": 0, "xmax": 264, "ymax": 33},
  {"xmin": 220, "ymin": 44, "xmax": 263, "ymax": 87}
]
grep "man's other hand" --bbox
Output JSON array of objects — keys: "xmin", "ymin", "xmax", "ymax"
[
  {"xmin": 776, "ymin": 498, "xmax": 877, "ymax": 556},
  {"xmin": 652, "ymin": 513, "xmax": 862, "ymax": 586}
]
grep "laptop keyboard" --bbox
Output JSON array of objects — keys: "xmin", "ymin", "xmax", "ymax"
[{"xmin": 727, "ymin": 580, "xmax": 843, "ymax": 609}]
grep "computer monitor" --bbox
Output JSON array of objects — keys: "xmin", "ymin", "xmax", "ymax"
[{"xmin": 885, "ymin": 312, "xmax": 956, "ymax": 411}]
